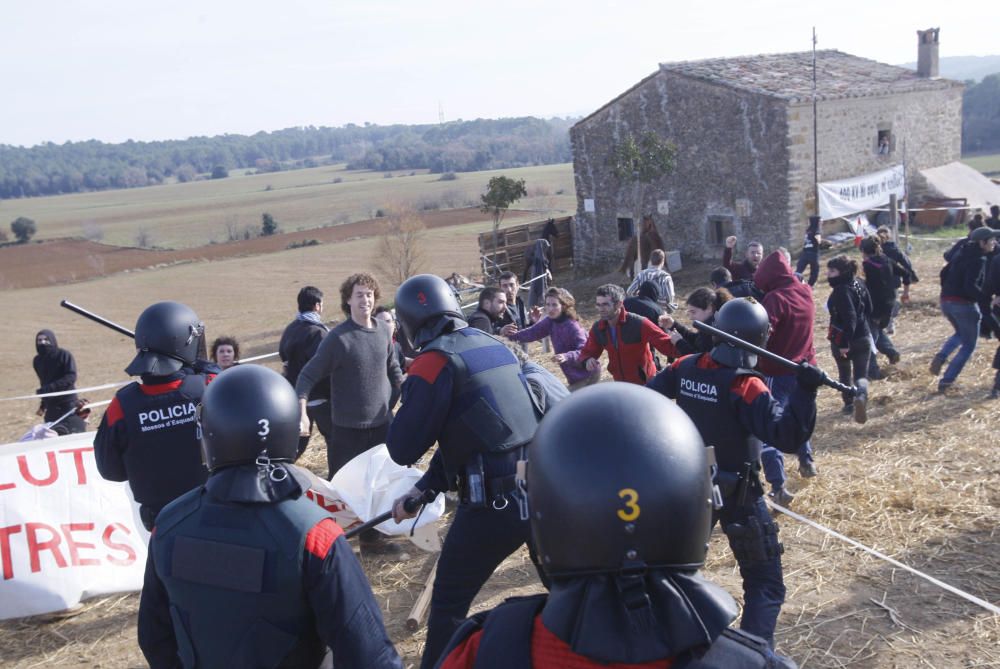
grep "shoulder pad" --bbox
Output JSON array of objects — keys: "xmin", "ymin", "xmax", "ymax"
[{"xmin": 154, "ymin": 487, "xmax": 205, "ymax": 535}]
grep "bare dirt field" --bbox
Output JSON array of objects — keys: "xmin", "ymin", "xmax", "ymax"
[
  {"xmin": 0, "ymin": 207, "xmax": 538, "ymax": 290},
  {"xmin": 1, "ymin": 232, "xmax": 998, "ymax": 668}
]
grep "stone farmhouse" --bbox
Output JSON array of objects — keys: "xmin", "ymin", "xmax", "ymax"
[{"xmin": 570, "ymin": 30, "xmax": 964, "ymax": 267}]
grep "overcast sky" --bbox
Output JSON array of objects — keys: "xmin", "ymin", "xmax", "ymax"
[{"xmin": 2, "ymin": 1, "xmax": 995, "ymax": 147}]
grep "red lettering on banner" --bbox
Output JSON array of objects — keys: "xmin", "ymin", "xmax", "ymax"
[
  {"xmin": 0, "ymin": 525, "xmax": 23, "ymax": 580},
  {"xmin": 59, "ymin": 447, "xmax": 93, "ymax": 485},
  {"xmin": 26, "ymin": 522, "xmax": 68, "ymax": 572},
  {"xmin": 0, "ymin": 479, "xmax": 13, "ymax": 492},
  {"xmin": 18, "ymin": 452, "xmax": 59, "ymax": 486},
  {"xmin": 103, "ymin": 523, "xmax": 137, "ymax": 566},
  {"xmin": 305, "ymin": 489, "xmax": 346, "ymax": 514},
  {"xmin": 61, "ymin": 523, "xmax": 100, "ymax": 567}
]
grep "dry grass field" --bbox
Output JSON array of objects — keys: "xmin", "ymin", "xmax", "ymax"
[
  {"xmin": 0, "ymin": 162, "xmax": 575, "ymax": 248},
  {"xmin": 1, "ymin": 219, "xmax": 998, "ymax": 667}
]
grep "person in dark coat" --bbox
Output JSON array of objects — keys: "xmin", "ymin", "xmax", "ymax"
[
  {"xmin": 860, "ymin": 237, "xmax": 901, "ymax": 379},
  {"xmin": 279, "ymin": 286, "xmax": 332, "ymax": 458},
  {"xmin": 825, "ymin": 255, "xmax": 872, "ymax": 422},
  {"xmin": 466, "ymin": 286, "xmax": 508, "ymax": 334},
  {"xmin": 723, "ymin": 236, "xmax": 764, "ymax": 282},
  {"xmin": 32, "ymin": 329, "xmax": 86, "ymax": 434},
  {"xmin": 711, "ymin": 266, "xmax": 764, "ymax": 300},
  {"xmin": 661, "ymin": 287, "xmax": 733, "ymax": 356}
]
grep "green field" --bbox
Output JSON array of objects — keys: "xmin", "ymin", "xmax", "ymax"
[
  {"xmin": 962, "ymin": 152, "xmax": 1000, "ymax": 174},
  {"xmin": 0, "ymin": 163, "xmax": 576, "ymax": 248}
]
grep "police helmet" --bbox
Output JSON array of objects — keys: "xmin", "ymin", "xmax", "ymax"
[
  {"xmin": 528, "ymin": 383, "xmax": 712, "ymax": 578},
  {"xmin": 199, "ymin": 365, "xmax": 300, "ymax": 471},
  {"xmin": 125, "ymin": 301, "xmax": 204, "ymax": 377},
  {"xmin": 710, "ymin": 297, "xmax": 770, "ymax": 368},
  {"xmin": 394, "ymin": 274, "xmax": 464, "ymax": 347}
]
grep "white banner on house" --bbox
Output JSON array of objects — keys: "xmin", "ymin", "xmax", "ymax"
[
  {"xmin": 0, "ymin": 432, "xmax": 149, "ymax": 620},
  {"xmin": 818, "ymin": 164, "xmax": 906, "ymax": 221}
]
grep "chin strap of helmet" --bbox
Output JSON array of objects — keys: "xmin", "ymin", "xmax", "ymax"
[{"xmin": 615, "ymin": 560, "xmax": 656, "ymax": 632}]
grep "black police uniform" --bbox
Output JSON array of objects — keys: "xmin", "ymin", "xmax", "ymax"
[
  {"xmin": 647, "ymin": 353, "xmax": 816, "ymax": 647},
  {"xmin": 138, "ymin": 464, "xmax": 402, "ymax": 669},
  {"xmin": 94, "ymin": 370, "xmax": 213, "ymax": 530},
  {"xmin": 387, "ymin": 325, "xmax": 541, "ymax": 669}
]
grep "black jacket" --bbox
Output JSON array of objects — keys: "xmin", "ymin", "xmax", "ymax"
[
  {"xmin": 279, "ymin": 316, "xmax": 330, "ymax": 402},
  {"xmin": 881, "ymin": 240, "xmax": 918, "ymax": 287},
  {"xmin": 32, "ymin": 329, "xmax": 79, "ymax": 415},
  {"xmin": 826, "ymin": 276, "xmax": 872, "ymax": 347},
  {"xmin": 941, "ymin": 240, "xmax": 991, "ymax": 302},
  {"xmin": 862, "ymin": 254, "xmax": 896, "ymax": 326}
]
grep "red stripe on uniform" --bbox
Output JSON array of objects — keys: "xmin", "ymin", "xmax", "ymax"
[
  {"xmin": 408, "ymin": 351, "xmax": 449, "ymax": 384},
  {"xmin": 305, "ymin": 518, "xmax": 345, "ymax": 559},
  {"xmin": 105, "ymin": 397, "xmax": 125, "ymax": 426},
  {"xmin": 732, "ymin": 375, "xmax": 768, "ymax": 405},
  {"xmin": 140, "ymin": 379, "xmax": 185, "ymax": 396}
]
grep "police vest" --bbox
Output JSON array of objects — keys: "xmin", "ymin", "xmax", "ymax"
[
  {"xmin": 115, "ymin": 374, "xmax": 209, "ymax": 511},
  {"xmin": 153, "ymin": 485, "xmax": 333, "ymax": 669},
  {"xmin": 452, "ymin": 595, "xmax": 780, "ymax": 669},
  {"xmin": 423, "ymin": 328, "xmax": 540, "ymax": 481},
  {"xmin": 675, "ymin": 355, "xmax": 761, "ymax": 473}
]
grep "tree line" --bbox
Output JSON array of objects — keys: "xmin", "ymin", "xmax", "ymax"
[
  {"xmin": 962, "ymin": 73, "xmax": 1000, "ymax": 155},
  {"xmin": 0, "ymin": 117, "xmax": 574, "ymax": 200}
]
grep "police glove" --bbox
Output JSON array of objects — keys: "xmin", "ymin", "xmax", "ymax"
[{"xmin": 796, "ymin": 361, "xmax": 825, "ymax": 392}]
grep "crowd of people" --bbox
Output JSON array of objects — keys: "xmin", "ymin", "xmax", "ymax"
[{"xmin": 18, "ymin": 206, "xmax": 1000, "ymax": 668}]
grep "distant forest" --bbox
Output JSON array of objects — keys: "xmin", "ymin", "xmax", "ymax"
[
  {"xmin": 0, "ymin": 116, "xmax": 574, "ymax": 200},
  {"xmin": 962, "ymin": 73, "xmax": 1000, "ymax": 155}
]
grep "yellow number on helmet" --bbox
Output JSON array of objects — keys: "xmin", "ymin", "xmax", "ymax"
[{"xmin": 617, "ymin": 488, "xmax": 640, "ymax": 521}]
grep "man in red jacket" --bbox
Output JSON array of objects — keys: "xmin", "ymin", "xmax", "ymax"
[
  {"xmin": 753, "ymin": 250, "xmax": 818, "ymax": 504},
  {"xmin": 558, "ymin": 284, "xmax": 678, "ymax": 384}
]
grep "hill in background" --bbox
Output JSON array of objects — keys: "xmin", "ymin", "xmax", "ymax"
[{"xmin": 900, "ymin": 54, "xmax": 1000, "ymax": 82}]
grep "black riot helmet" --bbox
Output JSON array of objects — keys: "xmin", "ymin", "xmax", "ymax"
[
  {"xmin": 394, "ymin": 274, "xmax": 465, "ymax": 349},
  {"xmin": 528, "ymin": 383, "xmax": 713, "ymax": 578},
  {"xmin": 709, "ymin": 297, "xmax": 770, "ymax": 369},
  {"xmin": 125, "ymin": 301, "xmax": 204, "ymax": 377},
  {"xmin": 198, "ymin": 365, "xmax": 300, "ymax": 472}
]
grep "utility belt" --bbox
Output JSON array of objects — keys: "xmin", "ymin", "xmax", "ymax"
[
  {"xmin": 457, "ymin": 448, "xmax": 528, "ymax": 518},
  {"xmin": 713, "ymin": 460, "xmax": 764, "ymax": 509}
]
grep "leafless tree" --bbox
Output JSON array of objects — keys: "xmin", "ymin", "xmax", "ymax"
[{"xmin": 376, "ymin": 208, "xmax": 427, "ymax": 285}]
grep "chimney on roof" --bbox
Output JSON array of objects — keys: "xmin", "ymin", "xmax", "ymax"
[{"xmin": 916, "ymin": 28, "xmax": 940, "ymax": 78}]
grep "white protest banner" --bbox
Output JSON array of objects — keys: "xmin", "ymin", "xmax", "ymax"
[
  {"xmin": 818, "ymin": 164, "xmax": 906, "ymax": 221},
  {"xmin": 0, "ymin": 432, "xmax": 148, "ymax": 620}
]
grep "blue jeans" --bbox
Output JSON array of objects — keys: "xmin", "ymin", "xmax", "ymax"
[
  {"xmin": 760, "ymin": 375, "xmax": 813, "ymax": 489},
  {"xmin": 937, "ymin": 301, "xmax": 981, "ymax": 386}
]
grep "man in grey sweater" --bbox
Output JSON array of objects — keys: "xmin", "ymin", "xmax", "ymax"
[{"xmin": 296, "ymin": 272, "xmax": 404, "ymax": 481}]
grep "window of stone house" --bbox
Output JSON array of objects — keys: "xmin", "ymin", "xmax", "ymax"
[
  {"xmin": 876, "ymin": 129, "xmax": 893, "ymax": 155},
  {"xmin": 707, "ymin": 216, "xmax": 734, "ymax": 245}
]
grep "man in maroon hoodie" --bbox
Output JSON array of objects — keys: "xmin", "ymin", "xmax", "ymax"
[{"xmin": 754, "ymin": 249, "xmax": 818, "ymax": 505}]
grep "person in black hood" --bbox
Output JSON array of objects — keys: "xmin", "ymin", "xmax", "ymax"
[
  {"xmin": 32, "ymin": 329, "xmax": 86, "ymax": 434},
  {"xmin": 825, "ymin": 256, "xmax": 871, "ymax": 423},
  {"xmin": 860, "ymin": 237, "xmax": 901, "ymax": 379}
]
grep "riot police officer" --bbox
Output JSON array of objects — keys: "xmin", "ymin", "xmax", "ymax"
[
  {"xmin": 94, "ymin": 301, "xmax": 217, "ymax": 530},
  {"xmin": 647, "ymin": 297, "xmax": 821, "ymax": 649},
  {"xmin": 137, "ymin": 365, "xmax": 402, "ymax": 669},
  {"xmin": 387, "ymin": 274, "xmax": 542, "ymax": 669},
  {"xmin": 437, "ymin": 383, "xmax": 796, "ymax": 668}
]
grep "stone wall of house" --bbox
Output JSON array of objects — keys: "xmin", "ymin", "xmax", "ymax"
[
  {"xmin": 785, "ymin": 84, "xmax": 964, "ymax": 246},
  {"xmin": 571, "ymin": 71, "xmax": 791, "ymax": 271}
]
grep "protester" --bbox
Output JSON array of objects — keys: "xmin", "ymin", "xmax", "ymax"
[
  {"xmin": 467, "ymin": 286, "xmax": 507, "ymax": 334},
  {"xmin": 497, "ymin": 271, "xmax": 530, "ymax": 330},
  {"xmin": 711, "ymin": 265, "xmax": 762, "ymax": 300},
  {"xmin": 754, "ymin": 249, "xmax": 818, "ymax": 501},
  {"xmin": 860, "ymin": 236, "xmax": 901, "ymax": 379},
  {"xmin": 137, "ymin": 365, "xmax": 402, "ymax": 669},
  {"xmin": 94, "ymin": 301, "xmax": 217, "ymax": 531},
  {"xmin": 932, "ymin": 227, "xmax": 999, "ymax": 393},
  {"xmin": 987, "ymin": 204, "xmax": 1000, "ymax": 231},
  {"xmin": 503, "ymin": 340, "xmax": 569, "ymax": 411},
  {"xmin": 375, "ymin": 305, "xmax": 408, "ymax": 410},
  {"xmin": 724, "ymin": 236, "xmax": 764, "ymax": 282},
  {"xmin": 623, "ymin": 280, "xmax": 665, "ymax": 327},
  {"xmin": 795, "ymin": 216, "xmax": 822, "ymax": 287},
  {"xmin": 294, "ymin": 273, "xmax": 403, "ymax": 552},
  {"xmin": 626, "ymin": 248, "xmax": 676, "ymax": 311},
  {"xmin": 825, "ymin": 255, "xmax": 871, "ymax": 423},
  {"xmin": 279, "ymin": 286, "xmax": 332, "ymax": 458},
  {"xmin": 501, "ymin": 286, "xmax": 599, "ymax": 390},
  {"xmin": 210, "ymin": 335, "xmax": 240, "ymax": 370},
  {"xmin": 877, "ymin": 225, "xmax": 919, "ymax": 305},
  {"xmin": 387, "ymin": 274, "xmax": 542, "ymax": 669},
  {"xmin": 438, "ymin": 383, "xmax": 796, "ymax": 669},
  {"xmin": 661, "ymin": 287, "xmax": 732, "ymax": 356},
  {"xmin": 986, "ymin": 250, "xmax": 1000, "ymax": 398},
  {"xmin": 648, "ymin": 298, "xmax": 821, "ymax": 651},
  {"xmin": 558, "ymin": 283, "xmax": 679, "ymax": 385},
  {"xmin": 32, "ymin": 329, "xmax": 86, "ymax": 435}
]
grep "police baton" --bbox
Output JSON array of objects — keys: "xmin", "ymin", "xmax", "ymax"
[
  {"xmin": 344, "ymin": 489, "xmax": 437, "ymax": 539},
  {"xmin": 60, "ymin": 300, "xmax": 135, "ymax": 338},
  {"xmin": 692, "ymin": 319, "xmax": 857, "ymax": 396}
]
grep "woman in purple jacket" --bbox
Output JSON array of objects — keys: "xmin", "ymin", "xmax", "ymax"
[{"xmin": 501, "ymin": 287, "xmax": 600, "ymax": 390}]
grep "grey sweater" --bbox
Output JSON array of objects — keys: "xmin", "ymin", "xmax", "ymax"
[{"xmin": 295, "ymin": 318, "xmax": 403, "ymax": 429}]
